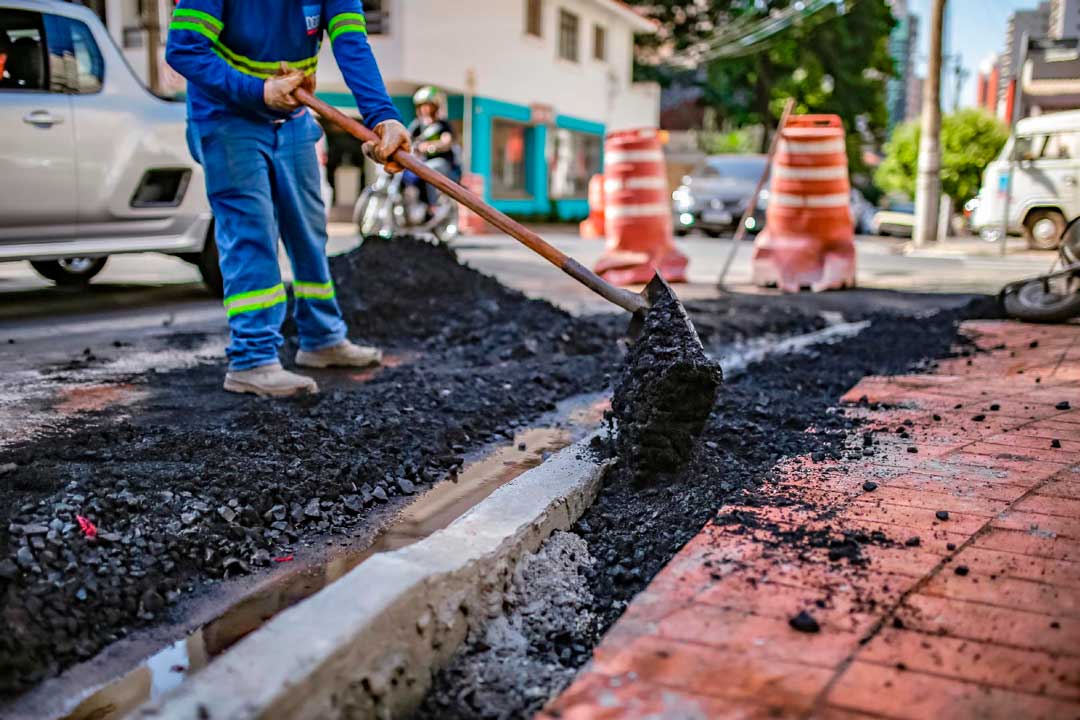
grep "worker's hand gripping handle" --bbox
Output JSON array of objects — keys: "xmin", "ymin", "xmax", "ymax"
[{"xmin": 293, "ymin": 88, "xmax": 647, "ymax": 315}]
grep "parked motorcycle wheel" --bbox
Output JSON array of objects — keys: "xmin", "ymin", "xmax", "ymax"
[
  {"xmin": 354, "ymin": 189, "xmax": 386, "ymax": 237},
  {"xmin": 431, "ymin": 201, "xmax": 460, "ymax": 244},
  {"xmin": 1003, "ymin": 276, "xmax": 1080, "ymax": 323}
]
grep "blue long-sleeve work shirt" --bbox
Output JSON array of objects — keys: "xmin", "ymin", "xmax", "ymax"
[{"xmin": 165, "ymin": 0, "xmax": 400, "ymax": 127}]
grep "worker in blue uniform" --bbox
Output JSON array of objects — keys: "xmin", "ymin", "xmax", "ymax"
[{"xmin": 166, "ymin": 0, "xmax": 410, "ymax": 398}]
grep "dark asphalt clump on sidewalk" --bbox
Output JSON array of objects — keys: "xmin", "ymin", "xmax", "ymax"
[
  {"xmin": 0, "ymin": 237, "xmax": 621, "ymax": 698},
  {"xmin": 609, "ymin": 286, "xmax": 722, "ymax": 486}
]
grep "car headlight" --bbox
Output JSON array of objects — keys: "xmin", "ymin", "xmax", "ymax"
[{"xmin": 672, "ymin": 187, "xmax": 694, "ymax": 211}]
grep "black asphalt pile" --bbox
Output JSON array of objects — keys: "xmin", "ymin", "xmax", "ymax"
[
  {"xmin": 0, "ymin": 237, "xmax": 621, "ymax": 698},
  {"xmin": 579, "ymin": 299, "xmax": 986, "ymax": 644},
  {"xmin": 416, "ymin": 295, "xmax": 992, "ymax": 718},
  {"xmin": 290, "ymin": 237, "xmax": 611, "ymax": 359},
  {"xmin": 609, "ymin": 287, "xmax": 722, "ymax": 485}
]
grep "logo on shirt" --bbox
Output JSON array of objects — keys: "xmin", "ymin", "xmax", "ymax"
[{"xmin": 302, "ymin": 4, "xmax": 321, "ymax": 36}]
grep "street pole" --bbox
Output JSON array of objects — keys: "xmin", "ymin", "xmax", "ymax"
[
  {"xmin": 143, "ymin": 0, "xmax": 163, "ymax": 95},
  {"xmin": 463, "ymin": 68, "xmax": 476, "ymax": 175},
  {"xmin": 914, "ymin": 0, "xmax": 947, "ymax": 247},
  {"xmin": 1000, "ymin": 33, "xmax": 1029, "ymax": 258}
]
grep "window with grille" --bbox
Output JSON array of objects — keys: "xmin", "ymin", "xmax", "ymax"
[
  {"xmin": 558, "ymin": 9, "xmax": 578, "ymax": 62},
  {"xmin": 365, "ymin": 0, "xmax": 388, "ymax": 34},
  {"xmin": 593, "ymin": 24, "xmax": 606, "ymax": 61},
  {"xmin": 525, "ymin": 0, "xmax": 542, "ymax": 36}
]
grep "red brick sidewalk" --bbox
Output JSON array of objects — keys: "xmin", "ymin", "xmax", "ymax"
[{"xmin": 541, "ymin": 321, "xmax": 1080, "ymax": 720}]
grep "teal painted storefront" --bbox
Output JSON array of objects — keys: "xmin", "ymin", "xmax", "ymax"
[{"xmin": 317, "ymin": 91, "xmax": 605, "ymax": 221}]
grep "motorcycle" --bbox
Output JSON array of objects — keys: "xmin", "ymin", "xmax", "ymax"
[
  {"xmin": 352, "ymin": 148, "xmax": 461, "ymax": 244},
  {"xmin": 1001, "ymin": 216, "xmax": 1080, "ymax": 323}
]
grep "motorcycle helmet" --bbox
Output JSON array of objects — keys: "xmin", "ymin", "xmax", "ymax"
[{"xmin": 413, "ymin": 85, "xmax": 446, "ymax": 115}]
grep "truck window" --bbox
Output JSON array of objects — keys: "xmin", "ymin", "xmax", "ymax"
[
  {"xmin": 0, "ymin": 9, "xmax": 47, "ymax": 91},
  {"xmin": 42, "ymin": 14, "xmax": 104, "ymax": 94}
]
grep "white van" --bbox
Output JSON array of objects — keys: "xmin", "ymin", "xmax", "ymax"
[{"xmin": 973, "ymin": 109, "xmax": 1080, "ymax": 250}]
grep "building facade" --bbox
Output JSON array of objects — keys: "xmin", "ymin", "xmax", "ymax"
[
  {"xmin": 70, "ymin": 0, "xmax": 660, "ymax": 220},
  {"xmin": 1000, "ymin": 2, "xmax": 1051, "ymax": 117},
  {"xmin": 1050, "ymin": 0, "xmax": 1080, "ymax": 39},
  {"xmin": 885, "ymin": 0, "xmax": 918, "ymax": 132}
]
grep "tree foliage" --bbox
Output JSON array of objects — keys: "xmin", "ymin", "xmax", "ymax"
[
  {"xmin": 876, "ymin": 109, "xmax": 1009, "ymax": 203},
  {"xmin": 628, "ymin": 0, "xmax": 896, "ymax": 172}
]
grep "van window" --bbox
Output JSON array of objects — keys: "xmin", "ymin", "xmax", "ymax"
[
  {"xmin": 0, "ymin": 9, "xmax": 47, "ymax": 91},
  {"xmin": 1042, "ymin": 132, "xmax": 1077, "ymax": 159},
  {"xmin": 1014, "ymin": 134, "xmax": 1043, "ymax": 161}
]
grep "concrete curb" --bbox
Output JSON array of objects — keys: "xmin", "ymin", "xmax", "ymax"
[{"xmin": 135, "ymin": 439, "xmax": 609, "ymax": 720}]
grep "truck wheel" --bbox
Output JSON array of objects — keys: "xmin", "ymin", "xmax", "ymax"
[
  {"xmin": 30, "ymin": 257, "xmax": 108, "ymax": 287},
  {"xmin": 1003, "ymin": 277, "xmax": 1080, "ymax": 323},
  {"xmin": 196, "ymin": 223, "xmax": 224, "ymax": 298},
  {"xmin": 1024, "ymin": 209, "xmax": 1065, "ymax": 251}
]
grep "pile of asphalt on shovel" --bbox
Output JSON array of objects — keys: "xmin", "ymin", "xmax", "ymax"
[{"xmin": 416, "ymin": 292, "xmax": 997, "ymax": 720}]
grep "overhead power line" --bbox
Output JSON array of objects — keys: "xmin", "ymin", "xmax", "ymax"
[{"xmin": 665, "ymin": 0, "xmax": 852, "ymax": 67}]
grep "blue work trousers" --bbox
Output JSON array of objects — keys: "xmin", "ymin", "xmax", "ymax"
[{"xmin": 196, "ymin": 112, "xmax": 346, "ymax": 371}]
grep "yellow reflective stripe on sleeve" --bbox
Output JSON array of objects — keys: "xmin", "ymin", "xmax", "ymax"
[
  {"xmin": 172, "ymin": 8, "xmax": 223, "ymax": 31},
  {"xmin": 294, "ymin": 281, "xmax": 336, "ymax": 301},
  {"xmin": 224, "ymin": 284, "xmax": 287, "ymax": 317},
  {"xmin": 328, "ymin": 12, "xmax": 366, "ymax": 32},
  {"xmin": 169, "ymin": 20, "xmax": 220, "ymax": 43},
  {"xmin": 211, "ymin": 45, "xmax": 319, "ymax": 78},
  {"xmin": 328, "ymin": 12, "xmax": 367, "ymax": 42}
]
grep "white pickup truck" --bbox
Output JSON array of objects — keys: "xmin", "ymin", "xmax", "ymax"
[{"xmin": 0, "ymin": 0, "xmax": 220, "ymax": 291}]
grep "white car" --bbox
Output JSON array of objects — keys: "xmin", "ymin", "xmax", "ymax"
[{"xmin": 0, "ymin": 0, "xmax": 222, "ymax": 291}]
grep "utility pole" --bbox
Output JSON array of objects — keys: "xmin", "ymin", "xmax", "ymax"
[
  {"xmin": 142, "ymin": 0, "xmax": 163, "ymax": 95},
  {"xmin": 914, "ymin": 0, "xmax": 947, "ymax": 247},
  {"xmin": 953, "ymin": 59, "xmax": 969, "ymax": 112}
]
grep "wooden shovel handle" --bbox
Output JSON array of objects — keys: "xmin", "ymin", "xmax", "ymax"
[{"xmin": 295, "ymin": 88, "xmax": 647, "ymax": 314}]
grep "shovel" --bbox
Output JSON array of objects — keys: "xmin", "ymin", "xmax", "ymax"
[{"xmin": 294, "ymin": 88, "xmax": 700, "ymax": 344}]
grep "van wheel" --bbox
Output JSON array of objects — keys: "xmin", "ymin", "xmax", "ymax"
[
  {"xmin": 30, "ymin": 257, "xmax": 108, "ymax": 287},
  {"xmin": 1024, "ymin": 209, "xmax": 1065, "ymax": 251},
  {"xmin": 196, "ymin": 223, "xmax": 224, "ymax": 298}
]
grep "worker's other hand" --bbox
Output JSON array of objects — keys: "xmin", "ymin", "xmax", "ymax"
[
  {"xmin": 364, "ymin": 120, "xmax": 411, "ymax": 174},
  {"xmin": 264, "ymin": 62, "xmax": 305, "ymax": 112}
]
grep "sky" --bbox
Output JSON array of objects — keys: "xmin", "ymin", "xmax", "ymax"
[{"xmin": 906, "ymin": 0, "xmax": 1042, "ymax": 108}]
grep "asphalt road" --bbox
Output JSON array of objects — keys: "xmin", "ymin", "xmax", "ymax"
[{"xmin": 0, "ymin": 226, "xmax": 1055, "ymax": 447}]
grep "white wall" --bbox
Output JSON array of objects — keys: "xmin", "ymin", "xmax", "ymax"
[{"xmin": 318, "ymin": 0, "xmax": 659, "ymax": 130}]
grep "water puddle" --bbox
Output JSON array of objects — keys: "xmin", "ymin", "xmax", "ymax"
[{"xmin": 47, "ymin": 394, "xmax": 608, "ymax": 720}]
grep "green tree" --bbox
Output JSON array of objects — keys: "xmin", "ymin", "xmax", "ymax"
[
  {"xmin": 876, "ymin": 109, "xmax": 1008, "ymax": 204},
  {"xmin": 629, "ymin": 0, "xmax": 896, "ymax": 173}
]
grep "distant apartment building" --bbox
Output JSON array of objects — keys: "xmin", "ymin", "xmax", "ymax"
[
  {"xmin": 886, "ymin": 0, "xmax": 919, "ymax": 131},
  {"xmin": 906, "ymin": 75, "xmax": 923, "ymax": 121},
  {"xmin": 1000, "ymin": 2, "xmax": 1051, "ymax": 117},
  {"xmin": 1050, "ymin": 0, "xmax": 1080, "ymax": 38}
]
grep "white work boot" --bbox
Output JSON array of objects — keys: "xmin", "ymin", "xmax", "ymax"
[
  {"xmin": 295, "ymin": 340, "xmax": 383, "ymax": 369},
  {"xmin": 223, "ymin": 363, "xmax": 319, "ymax": 398}
]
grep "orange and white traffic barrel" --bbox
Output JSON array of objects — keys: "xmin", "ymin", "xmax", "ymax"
[
  {"xmin": 752, "ymin": 115, "xmax": 855, "ymax": 292},
  {"xmin": 594, "ymin": 128, "xmax": 687, "ymax": 286},
  {"xmin": 579, "ymin": 173, "xmax": 606, "ymax": 240}
]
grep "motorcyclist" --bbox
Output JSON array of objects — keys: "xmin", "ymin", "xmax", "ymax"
[{"xmin": 405, "ymin": 86, "xmax": 459, "ymax": 217}]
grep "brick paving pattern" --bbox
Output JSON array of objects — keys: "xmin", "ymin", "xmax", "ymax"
[{"xmin": 541, "ymin": 321, "xmax": 1080, "ymax": 720}]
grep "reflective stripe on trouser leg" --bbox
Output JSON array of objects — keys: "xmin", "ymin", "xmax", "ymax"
[
  {"xmin": 273, "ymin": 115, "xmax": 347, "ymax": 352},
  {"xmin": 196, "ymin": 116, "xmax": 287, "ymax": 371}
]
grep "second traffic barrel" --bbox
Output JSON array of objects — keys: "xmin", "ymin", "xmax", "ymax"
[
  {"xmin": 751, "ymin": 115, "xmax": 856, "ymax": 292},
  {"xmin": 594, "ymin": 128, "xmax": 687, "ymax": 286}
]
